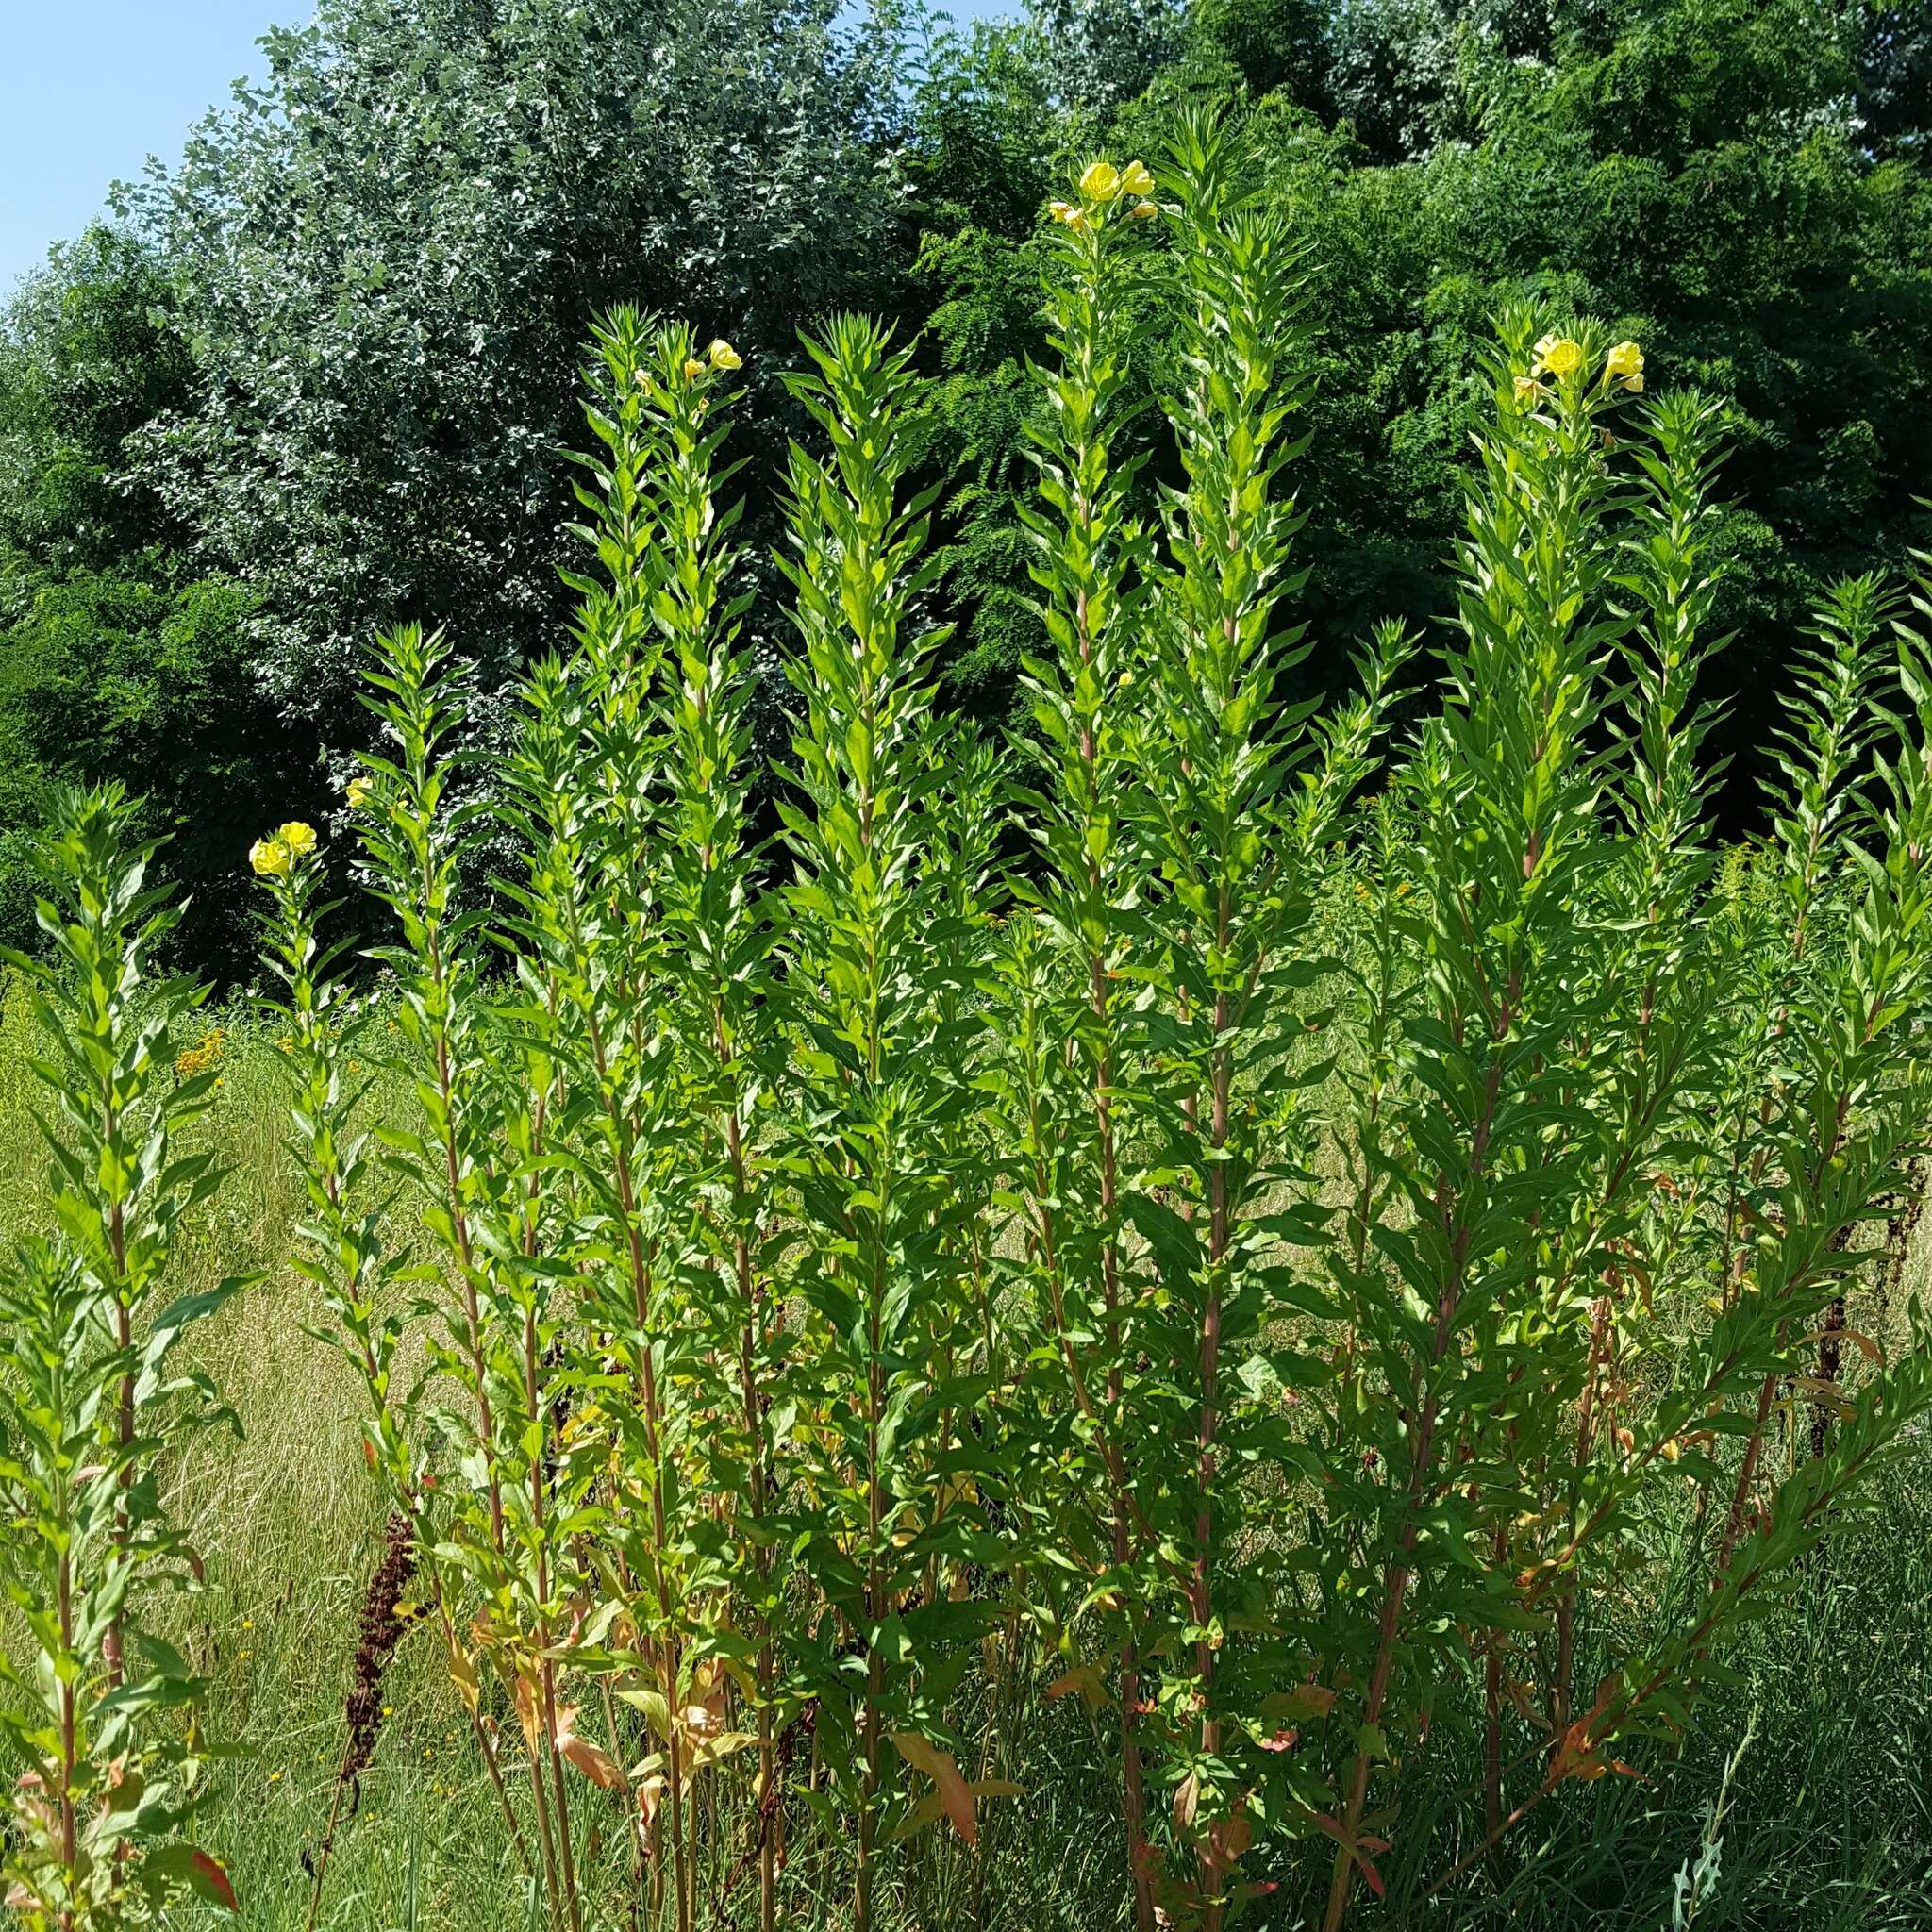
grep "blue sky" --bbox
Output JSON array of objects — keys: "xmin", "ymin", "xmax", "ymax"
[
  {"xmin": 1, "ymin": 2, "xmax": 286, "ymax": 292},
  {"xmin": 1, "ymin": 0, "xmax": 1016, "ymax": 296}
]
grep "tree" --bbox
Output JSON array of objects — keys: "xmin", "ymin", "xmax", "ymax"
[
  {"xmin": 126, "ymin": 0, "xmax": 922, "ymax": 735},
  {"xmin": 908, "ymin": 0, "xmax": 1932, "ymax": 810},
  {"xmin": 0, "ymin": 228, "xmax": 289, "ymax": 974}
]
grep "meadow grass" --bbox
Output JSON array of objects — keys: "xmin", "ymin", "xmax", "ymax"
[{"xmin": 5, "ymin": 980, "xmax": 1928, "ymax": 1931}]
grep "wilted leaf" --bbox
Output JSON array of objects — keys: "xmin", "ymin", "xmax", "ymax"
[
  {"xmin": 1044, "ymin": 1663, "xmax": 1109, "ymax": 1709},
  {"xmin": 892, "ymin": 1732, "xmax": 976, "ymax": 1846},
  {"xmin": 555, "ymin": 1707, "xmax": 627, "ymax": 1790}
]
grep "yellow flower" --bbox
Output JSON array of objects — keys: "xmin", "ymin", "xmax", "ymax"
[
  {"xmin": 683, "ymin": 357, "xmax": 706, "ymax": 380},
  {"xmin": 1606, "ymin": 340, "xmax": 1644, "ymax": 388},
  {"xmin": 1621, "ymin": 371, "xmax": 1644, "ymax": 393},
  {"xmin": 174, "ymin": 1028, "xmax": 225, "ymax": 1081},
  {"xmin": 1048, "ymin": 199, "xmax": 1082, "ymax": 226},
  {"xmin": 707, "ymin": 338, "xmax": 741, "ymax": 371},
  {"xmin": 1128, "ymin": 199, "xmax": 1159, "ymax": 222},
  {"xmin": 249, "ymin": 837, "xmax": 291, "ymax": 878},
  {"xmin": 277, "ymin": 821, "xmax": 317, "ymax": 857},
  {"xmin": 1532, "ymin": 333, "xmax": 1586, "ymax": 380},
  {"xmin": 347, "ymin": 775, "xmax": 374, "ymax": 808},
  {"xmin": 1119, "ymin": 159, "xmax": 1154, "ymax": 196},
  {"xmin": 1513, "ymin": 375, "xmax": 1544, "ymax": 406},
  {"xmin": 1078, "ymin": 158, "xmax": 1120, "ymax": 200}
]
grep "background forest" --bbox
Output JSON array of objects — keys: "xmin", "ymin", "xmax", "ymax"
[{"xmin": 3, "ymin": 0, "xmax": 1930, "ymax": 978}]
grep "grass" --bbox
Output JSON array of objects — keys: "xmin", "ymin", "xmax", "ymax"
[{"xmin": 3, "ymin": 980, "xmax": 1931, "ymax": 1931}]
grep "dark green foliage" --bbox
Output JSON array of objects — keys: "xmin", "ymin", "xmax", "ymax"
[
  {"xmin": 912, "ymin": 0, "xmax": 1932, "ymax": 821},
  {"xmin": 0, "ymin": 226, "xmax": 188, "ymax": 584},
  {"xmin": 0, "ymin": 230, "xmax": 294, "ymax": 976}
]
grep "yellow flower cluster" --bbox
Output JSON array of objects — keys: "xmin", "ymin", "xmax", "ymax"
[
  {"xmin": 1606, "ymin": 339, "xmax": 1644, "ymax": 392},
  {"xmin": 249, "ymin": 821, "xmax": 317, "ymax": 878},
  {"xmin": 174, "ymin": 1027, "xmax": 225, "ymax": 1081},
  {"xmin": 1049, "ymin": 157, "xmax": 1158, "ymax": 231},
  {"xmin": 683, "ymin": 338, "xmax": 742, "ymax": 381},
  {"xmin": 347, "ymin": 774, "xmax": 374, "ymax": 809},
  {"xmin": 1514, "ymin": 336, "xmax": 1654, "ymax": 411},
  {"xmin": 1522, "ymin": 334, "xmax": 1644, "ymax": 399}
]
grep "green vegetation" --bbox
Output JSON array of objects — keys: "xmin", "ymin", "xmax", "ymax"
[
  {"xmin": 7, "ymin": 95, "xmax": 1932, "ymax": 1928},
  {"xmin": 4, "ymin": 6, "xmax": 1932, "ymax": 1928}
]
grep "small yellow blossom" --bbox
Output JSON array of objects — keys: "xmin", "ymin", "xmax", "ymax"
[
  {"xmin": 1532, "ymin": 333, "xmax": 1586, "ymax": 380},
  {"xmin": 249, "ymin": 837, "xmax": 291, "ymax": 878},
  {"xmin": 1513, "ymin": 375, "xmax": 1544, "ymax": 406},
  {"xmin": 1605, "ymin": 340, "xmax": 1644, "ymax": 389},
  {"xmin": 347, "ymin": 775, "xmax": 374, "ymax": 808},
  {"xmin": 1048, "ymin": 199, "xmax": 1082, "ymax": 226},
  {"xmin": 1078, "ymin": 159, "xmax": 1120, "ymax": 200},
  {"xmin": 1128, "ymin": 199, "xmax": 1159, "ymax": 222},
  {"xmin": 707, "ymin": 338, "xmax": 741, "ymax": 371},
  {"xmin": 682, "ymin": 357, "xmax": 706, "ymax": 380},
  {"xmin": 277, "ymin": 821, "xmax": 317, "ymax": 858},
  {"xmin": 1119, "ymin": 159, "xmax": 1154, "ymax": 196}
]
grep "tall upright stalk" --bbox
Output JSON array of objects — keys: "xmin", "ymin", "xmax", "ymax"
[
  {"xmin": 1019, "ymin": 144, "xmax": 1160, "ymax": 1930},
  {"xmin": 775, "ymin": 313, "xmax": 985, "ymax": 1931},
  {"xmin": 1, "ymin": 787, "xmax": 243, "ymax": 1928}
]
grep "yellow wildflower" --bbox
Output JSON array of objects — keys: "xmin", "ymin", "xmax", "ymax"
[
  {"xmin": 707, "ymin": 338, "xmax": 741, "ymax": 371},
  {"xmin": 683, "ymin": 357, "xmax": 706, "ymax": 380},
  {"xmin": 1513, "ymin": 375, "xmax": 1544, "ymax": 406},
  {"xmin": 277, "ymin": 821, "xmax": 317, "ymax": 858},
  {"xmin": 249, "ymin": 837, "xmax": 291, "ymax": 878},
  {"xmin": 174, "ymin": 1028, "xmax": 225, "ymax": 1081},
  {"xmin": 1119, "ymin": 159, "xmax": 1154, "ymax": 196},
  {"xmin": 347, "ymin": 775, "xmax": 374, "ymax": 808},
  {"xmin": 1128, "ymin": 199, "xmax": 1159, "ymax": 221},
  {"xmin": 1048, "ymin": 199, "xmax": 1081, "ymax": 225},
  {"xmin": 1078, "ymin": 158, "xmax": 1120, "ymax": 200},
  {"xmin": 1532, "ymin": 333, "xmax": 1585, "ymax": 380},
  {"xmin": 1605, "ymin": 340, "xmax": 1644, "ymax": 389}
]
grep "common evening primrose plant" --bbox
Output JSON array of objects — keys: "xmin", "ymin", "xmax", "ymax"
[
  {"xmin": 0, "ymin": 788, "xmax": 248, "ymax": 1928},
  {"xmin": 117, "ymin": 107, "xmax": 1932, "ymax": 1932}
]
